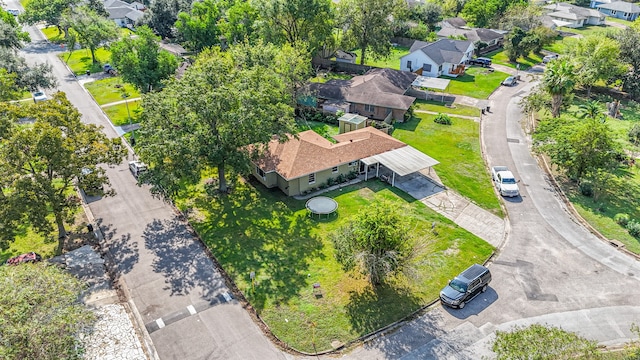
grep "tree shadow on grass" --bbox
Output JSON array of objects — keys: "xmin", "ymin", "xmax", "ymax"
[
  {"xmin": 191, "ymin": 182, "xmax": 324, "ymax": 311},
  {"xmin": 345, "ymin": 283, "xmax": 423, "ymax": 336},
  {"xmin": 142, "ymin": 217, "xmax": 225, "ymax": 300},
  {"xmin": 394, "ymin": 115, "xmax": 423, "ymax": 132}
]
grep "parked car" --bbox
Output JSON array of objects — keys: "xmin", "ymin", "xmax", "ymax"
[
  {"xmin": 502, "ymin": 76, "xmax": 517, "ymax": 86},
  {"xmin": 6, "ymin": 252, "xmax": 42, "ymax": 265},
  {"xmin": 129, "ymin": 160, "xmax": 147, "ymax": 178},
  {"xmin": 440, "ymin": 264, "xmax": 492, "ymax": 309},
  {"xmin": 542, "ymin": 54, "xmax": 559, "ymax": 64},
  {"xmin": 32, "ymin": 91, "xmax": 47, "ymax": 103},
  {"xmin": 7, "ymin": 9, "xmax": 20, "ymax": 16},
  {"xmin": 469, "ymin": 57, "xmax": 492, "ymax": 67},
  {"xmin": 491, "ymin": 166, "xmax": 520, "ymax": 197},
  {"xmin": 103, "ymin": 64, "xmax": 117, "ymax": 75}
]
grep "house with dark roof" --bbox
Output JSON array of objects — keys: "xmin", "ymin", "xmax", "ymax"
[
  {"xmin": 304, "ymin": 68, "xmax": 417, "ymax": 122},
  {"xmin": 596, "ymin": 1, "xmax": 640, "ymax": 20},
  {"xmin": 440, "ymin": 17, "xmax": 467, "ymax": 29},
  {"xmin": 542, "ymin": 2, "xmax": 605, "ymax": 27},
  {"xmin": 399, "ymin": 39, "xmax": 474, "ymax": 78},
  {"xmin": 104, "ymin": 0, "xmax": 144, "ymax": 28},
  {"xmin": 252, "ymin": 127, "xmax": 438, "ymax": 196},
  {"xmin": 437, "ymin": 28, "xmax": 504, "ymax": 48}
]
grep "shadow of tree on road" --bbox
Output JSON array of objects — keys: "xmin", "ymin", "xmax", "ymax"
[{"xmin": 97, "ymin": 219, "xmax": 138, "ymax": 275}]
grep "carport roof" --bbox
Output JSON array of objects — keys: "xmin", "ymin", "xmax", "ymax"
[
  {"xmin": 361, "ymin": 145, "xmax": 439, "ymax": 176},
  {"xmin": 412, "ymin": 76, "xmax": 450, "ymax": 91}
]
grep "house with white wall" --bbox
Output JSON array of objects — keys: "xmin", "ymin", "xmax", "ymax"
[{"xmin": 400, "ymin": 39, "xmax": 474, "ymax": 78}]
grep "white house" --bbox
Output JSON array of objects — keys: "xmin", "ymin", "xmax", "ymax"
[
  {"xmin": 543, "ymin": 2, "xmax": 605, "ymax": 27},
  {"xmin": 104, "ymin": 0, "xmax": 144, "ymax": 28},
  {"xmin": 400, "ymin": 39, "xmax": 474, "ymax": 78}
]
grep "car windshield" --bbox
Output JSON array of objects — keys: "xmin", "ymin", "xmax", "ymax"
[
  {"xmin": 449, "ymin": 279, "xmax": 467, "ymax": 293},
  {"xmin": 502, "ymin": 177, "xmax": 516, "ymax": 184},
  {"xmin": 34, "ymin": 92, "xmax": 44, "ymax": 96}
]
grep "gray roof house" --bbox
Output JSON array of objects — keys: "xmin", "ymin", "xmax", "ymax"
[
  {"xmin": 303, "ymin": 68, "xmax": 417, "ymax": 122},
  {"xmin": 400, "ymin": 39, "xmax": 474, "ymax": 78},
  {"xmin": 596, "ymin": 1, "xmax": 640, "ymax": 21},
  {"xmin": 543, "ymin": 2, "xmax": 605, "ymax": 27},
  {"xmin": 104, "ymin": 0, "xmax": 144, "ymax": 28},
  {"xmin": 437, "ymin": 27, "xmax": 504, "ymax": 47}
]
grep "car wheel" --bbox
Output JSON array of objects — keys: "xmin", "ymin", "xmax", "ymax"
[
  {"xmin": 458, "ymin": 301, "xmax": 465, "ymax": 309},
  {"xmin": 481, "ymin": 285, "xmax": 487, "ymax": 293}
]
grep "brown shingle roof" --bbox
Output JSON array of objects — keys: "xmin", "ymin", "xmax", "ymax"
[{"xmin": 256, "ymin": 127, "xmax": 407, "ymax": 180}]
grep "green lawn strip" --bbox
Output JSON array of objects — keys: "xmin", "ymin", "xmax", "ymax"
[
  {"xmin": 559, "ymin": 24, "xmax": 619, "ymax": 37},
  {"xmin": 102, "ymin": 100, "xmax": 142, "ymax": 127},
  {"xmin": 484, "ymin": 49, "xmax": 543, "ymax": 70},
  {"xmin": 297, "ymin": 119, "xmax": 339, "ymax": 139},
  {"xmin": 41, "ymin": 26, "xmax": 65, "ymax": 43},
  {"xmin": 84, "ymin": 77, "xmax": 140, "ymax": 105},
  {"xmin": 414, "ymin": 100, "xmax": 481, "ymax": 117},
  {"xmin": 357, "ymin": 46, "xmax": 411, "ymax": 70},
  {"xmin": 309, "ymin": 72, "xmax": 353, "ymax": 83},
  {"xmin": 58, "ymin": 47, "xmax": 112, "ymax": 75},
  {"xmin": 605, "ymin": 17, "xmax": 635, "ymax": 26},
  {"xmin": 439, "ymin": 67, "xmax": 508, "ymax": 100},
  {"xmin": 178, "ymin": 178, "xmax": 493, "ymax": 352},
  {"xmin": 394, "ymin": 113, "xmax": 502, "ymax": 216}
]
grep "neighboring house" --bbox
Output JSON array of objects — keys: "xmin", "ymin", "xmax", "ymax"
[
  {"xmin": 335, "ymin": 50, "xmax": 357, "ymax": 64},
  {"xmin": 440, "ymin": 17, "xmax": 467, "ymax": 29},
  {"xmin": 130, "ymin": 1, "xmax": 146, "ymax": 10},
  {"xmin": 104, "ymin": 0, "xmax": 144, "ymax": 28},
  {"xmin": 304, "ymin": 68, "xmax": 417, "ymax": 122},
  {"xmin": 542, "ymin": 3, "xmax": 606, "ymax": 27},
  {"xmin": 596, "ymin": 1, "xmax": 640, "ymax": 21},
  {"xmin": 400, "ymin": 39, "xmax": 474, "ymax": 78},
  {"xmin": 437, "ymin": 28, "xmax": 504, "ymax": 48},
  {"xmin": 252, "ymin": 127, "xmax": 439, "ymax": 196}
]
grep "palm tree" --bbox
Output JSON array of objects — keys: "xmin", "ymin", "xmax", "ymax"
[
  {"xmin": 577, "ymin": 100, "xmax": 603, "ymax": 120},
  {"xmin": 542, "ymin": 59, "xmax": 576, "ymax": 118}
]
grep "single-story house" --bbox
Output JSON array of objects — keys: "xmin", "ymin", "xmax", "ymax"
[
  {"xmin": 400, "ymin": 39, "xmax": 474, "ymax": 78},
  {"xmin": 303, "ymin": 68, "xmax": 417, "ymax": 122},
  {"xmin": 439, "ymin": 17, "xmax": 467, "ymax": 29},
  {"xmin": 436, "ymin": 28, "xmax": 504, "ymax": 48},
  {"xmin": 252, "ymin": 127, "xmax": 439, "ymax": 196},
  {"xmin": 335, "ymin": 50, "xmax": 357, "ymax": 64},
  {"xmin": 596, "ymin": 1, "xmax": 640, "ymax": 21},
  {"xmin": 104, "ymin": 0, "xmax": 144, "ymax": 28},
  {"xmin": 543, "ymin": 3, "xmax": 605, "ymax": 27}
]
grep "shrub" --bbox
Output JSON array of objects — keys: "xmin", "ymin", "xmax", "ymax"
[
  {"xmin": 614, "ymin": 213, "xmax": 630, "ymax": 226},
  {"xmin": 627, "ymin": 220, "xmax": 640, "ymax": 238},
  {"xmin": 434, "ymin": 113, "xmax": 452, "ymax": 125},
  {"xmin": 578, "ymin": 179, "xmax": 593, "ymax": 197}
]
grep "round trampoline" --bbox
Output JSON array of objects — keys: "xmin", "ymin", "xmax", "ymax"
[{"xmin": 305, "ymin": 196, "xmax": 338, "ymax": 218}]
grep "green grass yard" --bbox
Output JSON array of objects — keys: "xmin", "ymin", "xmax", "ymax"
[
  {"xmin": 58, "ymin": 47, "xmax": 111, "ymax": 75},
  {"xmin": 484, "ymin": 49, "xmax": 544, "ymax": 70},
  {"xmin": 84, "ymin": 77, "xmax": 140, "ymax": 105},
  {"xmin": 41, "ymin": 26, "xmax": 65, "ymax": 43},
  {"xmin": 309, "ymin": 72, "xmax": 353, "ymax": 83},
  {"xmin": 440, "ymin": 67, "xmax": 508, "ymax": 99},
  {"xmin": 359, "ymin": 46, "xmax": 411, "ymax": 70},
  {"xmin": 414, "ymin": 100, "xmax": 481, "ymax": 118},
  {"xmin": 102, "ymin": 100, "xmax": 142, "ymax": 127},
  {"xmin": 297, "ymin": 119, "xmax": 339, "ymax": 140},
  {"xmin": 176, "ymin": 178, "xmax": 493, "ymax": 352},
  {"xmin": 394, "ymin": 113, "xmax": 502, "ymax": 216}
]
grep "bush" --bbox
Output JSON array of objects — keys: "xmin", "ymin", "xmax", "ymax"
[
  {"xmin": 434, "ymin": 113, "xmax": 452, "ymax": 125},
  {"xmin": 614, "ymin": 213, "xmax": 630, "ymax": 226},
  {"xmin": 578, "ymin": 179, "xmax": 593, "ymax": 197},
  {"xmin": 627, "ymin": 220, "xmax": 640, "ymax": 238}
]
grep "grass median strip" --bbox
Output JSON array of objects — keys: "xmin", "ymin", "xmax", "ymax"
[
  {"xmin": 102, "ymin": 100, "xmax": 141, "ymax": 127},
  {"xmin": 85, "ymin": 77, "xmax": 140, "ymax": 106}
]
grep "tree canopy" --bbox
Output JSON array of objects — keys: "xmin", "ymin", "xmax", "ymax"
[
  {"xmin": 492, "ymin": 324, "xmax": 599, "ymax": 359},
  {"xmin": 0, "ymin": 94, "xmax": 127, "ymax": 254},
  {"xmin": 175, "ymin": 0, "xmax": 222, "ymax": 52},
  {"xmin": 613, "ymin": 27, "xmax": 640, "ymax": 99},
  {"xmin": 542, "ymin": 59, "xmax": 576, "ymax": 118},
  {"xmin": 20, "ymin": 0, "xmax": 78, "ymax": 30},
  {"xmin": 137, "ymin": 42, "xmax": 309, "ymax": 196},
  {"xmin": 61, "ymin": 7, "xmax": 118, "ymax": 63},
  {"xmin": 110, "ymin": 26, "xmax": 179, "ymax": 93},
  {"xmin": 567, "ymin": 35, "xmax": 625, "ymax": 97},
  {"xmin": 460, "ymin": 0, "xmax": 526, "ymax": 28},
  {"xmin": 0, "ymin": 263, "xmax": 95, "ymax": 360}
]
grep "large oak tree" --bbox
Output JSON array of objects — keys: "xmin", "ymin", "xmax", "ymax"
[{"xmin": 137, "ymin": 42, "xmax": 309, "ymax": 196}]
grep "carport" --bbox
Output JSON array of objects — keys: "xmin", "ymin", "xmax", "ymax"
[
  {"xmin": 411, "ymin": 76, "xmax": 451, "ymax": 102},
  {"xmin": 361, "ymin": 145, "xmax": 440, "ymax": 187}
]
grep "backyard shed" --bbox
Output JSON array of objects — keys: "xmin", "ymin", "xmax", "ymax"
[{"xmin": 338, "ymin": 113, "xmax": 368, "ymax": 134}]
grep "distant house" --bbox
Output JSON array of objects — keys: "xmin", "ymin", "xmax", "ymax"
[
  {"xmin": 400, "ymin": 39, "xmax": 474, "ymax": 78},
  {"xmin": 542, "ymin": 3, "xmax": 605, "ymax": 27},
  {"xmin": 104, "ymin": 0, "xmax": 144, "ymax": 28},
  {"xmin": 335, "ymin": 50, "xmax": 357, "ymax": 64},
  {"xmin": 304, "ymin": 68, "xmax": 417, "ymax": 122},
  {"xmin": 436, "ymin": 28, "xmax": 505, "ymax": 49},
  {"xmin": 440, "ymin": 17, "xmax": 467, "ymax": 29},
  {"xmin": 252, "ymin": 127, "xmax": 439, "ymax": 196},
  {"xmin": 596, "ymin": 1, "xmax": 640, "ymax": 21}
]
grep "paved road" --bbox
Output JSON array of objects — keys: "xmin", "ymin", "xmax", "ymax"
[{"xmin": 12, "ymin": 4, "xmax": 288, "ymax": 359}]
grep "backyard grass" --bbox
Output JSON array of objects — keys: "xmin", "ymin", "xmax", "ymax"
[
  {"xmin": 414, "ymin": 100, "xmax": 481, "ymax": 118},
  {"xmin": 102, "ymin": 100, "xmax": 142, "ymax": 127},
  {"xmin": 357, "ymin": 46, "xmax": 411, "ymax": 70},
  {"xmin": 559, "ymin": 24, "xmax": 620, "ymax": 37},
  {"xmin": 176, "ymin": 178, "xmax": 493, "ymax": 352},
  {"xmin": 297, "ymin": 119, "xmax": 339, "ymax": 140},
  {"xmin": 58, "ymin": 47, "xmax": 111, "ymax": 75},
  {"xmin": 440, "ymin": 67, "xmax": 508, "ymax": 99},
  {"xmin": 84, "ymin": 77, "xmax": 140, "ymax": 105},
  {"xmin": 394, "ymin": 113, "xmax": 502, "ymax": 216},
  {"xmin": 309, "ymin": 72, "xmax": 353, "ymax": 83},
  {"xmin": 604, "ymin": 17, "xmax": 635, "ymax": 26},
  {"xmin": 484, "ymin": 49, "xmax": 544, "ymax": 70}
]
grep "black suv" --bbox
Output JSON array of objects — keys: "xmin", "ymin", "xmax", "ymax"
[
  {"xmin": 440, "ymin": 264, "xmax": 491, "ymax": 309},
  {"xmin": 469, "ymin": 57, "xmax": 492, "ymax": 67}
]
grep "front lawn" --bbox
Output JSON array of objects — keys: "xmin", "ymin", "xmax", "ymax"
[
  {"xmin": 441, "ymin": 67, "xmax": 508, "ymax": 99},
  {"xmin": 58, "ymin": 48, "xmax": 111, "ymax": 75},
  {"xmin": 176, "ymin": 179, "xmax": 493, "ymax": 352},
  {"xmin": 357, "ymin": 46, "xmax": 411, "ymax": 70},
  {"xmin": 102, "ymin": 100, "xmax": 141, "ymax": 127},
  {"xmin": 394, "ymin": 113, "xmax": 502, "ymax": 216},
  {"xmin": 414, "ymin": 100, "xmax": 481, "ymax": 118},
  {"xmin": 485, "ymin": 49, "xmax": 544, "ymax": 70},
  {"xmin": 559, "ymin": 24, "xmax": 619, "ymax": 37},
  {"xmin": 84, "ymin": 77, "xmax": 140, "ymax": 105},
  {"xmin": 41, "ymin": 26, "xmax": 65, "ymax": 43}
]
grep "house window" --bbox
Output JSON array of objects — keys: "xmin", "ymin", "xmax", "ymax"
[
  {"xmin": 256, "ymin": 166, "xmax": 265, "ymax": 179},
  {"xmin": 423, "ymin": 64, "xmax": 432, "ymax": 72},
  {"xmin": 624, "ymin": 12, "xmax": 628, "ymax": 16},
  {"xmin": 364, "ymin": 104, "xmax": 375, "ymax": 112},
  {"xmin": 332, "ymin": 166, "xmax": 339, "ymax": 173},
  {"xmin": 611, "ymin": 10, "xmax": 616, "ymax": 15},
  {"xmin": 438, "ymin": 64, "xmax": 443, "ymax": 72},
  {"xmin": 407, "ymin": 60, "xmax": 412, "ymax": 70},
  {"xmin": 309, "ymin": 173, "xmax": 316, "ymax": 184},
  {"xmin": 349, "ymin": 161, "xmax": 358, "ymax": 167}
]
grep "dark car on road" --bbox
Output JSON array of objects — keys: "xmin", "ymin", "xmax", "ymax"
[
  {"xmin": 6, "ymin": 252, "xmax": 42, "ymax": 265},
  {"xmin": 440, "ymin": 264, "xmax": 491, "ymax": 309},
  {"xmin": 468, "ymin": 57, "xmax": 492, "ymax": 67}
]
